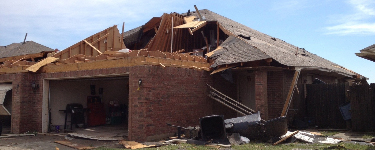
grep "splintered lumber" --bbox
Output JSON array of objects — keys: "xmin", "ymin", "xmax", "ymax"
[
  {"xmin": 273, "ymin": 130, "xmax": 299, "ymax": 145},
  {"xmin": 26, "ymin": 57, "xmax": 59, "ymax": 72},
  {"xmin": 280, "ymin": 69, "xmax": 301, "ymax": 116},
  {"xmin": 146, "ymin": 13, "xmax": 185, "ymax": 52},
  {"xmin": 55, "ymin": 141, "xmax": 95, "ymax": 150},
  {"xmin": 119, "ymin": 141, "xmax": 156, "ymax": 149}
]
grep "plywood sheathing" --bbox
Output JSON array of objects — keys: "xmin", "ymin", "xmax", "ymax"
[{"xmin": 53, "ymin": 25, "xmax": 126, "ymax": 60}]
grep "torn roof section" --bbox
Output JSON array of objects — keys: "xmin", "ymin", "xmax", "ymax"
[
  {"xmin": 356, "ymin": 44, "xmax": 375, "ymax": 62},
  {"xmin": 208, "ymin": 36, "xmax": 271, "ymax": 68},
  {"xmin": 186, "ymin": 9, "xmax": 361, "ymax": 78}
]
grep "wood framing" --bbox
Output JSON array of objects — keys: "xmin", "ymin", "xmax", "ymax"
[
  {"xmin": 0, "ymin": 52, "xmax": 47, "ymax": 63},
  {"xmin": 53, "ymin": 25, "xmax": 126, "ymax": 60}
]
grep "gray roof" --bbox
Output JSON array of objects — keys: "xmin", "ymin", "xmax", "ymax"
[
  {"xmin": 123, "ymin": 26, "xmax": 143, "ymax": 47},
  {"xmin": 0, "ymin": 41, "xmax": 53, "ymax": 58},
  {"xmin": 210, "ymin": 36, "xmax": 271, "ymax": 67},
  {"xmin": 192, "ymin": 9, "xmax": 358, "ymax": 77},
  {"xmin": 356, "ymin": 43, "xmax": 375, "ymax": 62}
]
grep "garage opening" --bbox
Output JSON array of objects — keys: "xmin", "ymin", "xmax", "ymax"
[
  {"xmin": 0, "ymin": 83, "xmax": 12, "ymax": 134},
  {"xmin": 47, "ymin": 76, "xmax": 129, "ymax": 139}
]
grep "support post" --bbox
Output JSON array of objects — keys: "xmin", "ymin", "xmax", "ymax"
[{"xmin": 281, "ymin": 69, "xmax": 301, "ymax": 117}]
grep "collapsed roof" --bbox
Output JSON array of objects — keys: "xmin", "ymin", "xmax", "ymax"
[
  {"xmin": 123, "ymin": 9, "xmax": 361, "ymax": 79},
  {"xmin": 0, "ymin": 8, "xmax": 363, "ymax": 80},
  {"xmin": 356, "ymin": 44, "xmax": 375, "ymax": 62}
]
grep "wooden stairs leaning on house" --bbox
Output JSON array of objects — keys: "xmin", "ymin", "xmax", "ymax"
[{"xmin": 207, "ymin": 84, "xmax": 256, "ymax": 116}]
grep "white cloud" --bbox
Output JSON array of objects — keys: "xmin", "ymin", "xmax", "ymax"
[
  {"xmin": 0, "ymin": 0, "xmax": 182, "ymax": 49},
  {"xmin": 325, "ymin": 0, "xmax": 375, "ymax": 35}
]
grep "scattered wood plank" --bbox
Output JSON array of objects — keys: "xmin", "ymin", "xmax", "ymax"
[
  {"xmin": 119, "ymin": 141, "xmax": 156, "ymax": 149},
  {"xmin": 273, "ymin": 130, "xmax": 299, "ymax": 145},
  {"xmin": 55, "ymin": 141, "xmax": 95, "ymax": 150},
  {"xmin": 26, "ymin": 57, "xmax": 59, "ymax": 72},
  {"xmin": 280, "ymin": 69, "xmax": 301, "ymax": 116}
]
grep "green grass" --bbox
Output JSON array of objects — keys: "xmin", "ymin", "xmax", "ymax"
[
  {"xmin": 362, "ymin": 134, "xmax": 375, "ymax": 139},
  {"xmin": 320, "ymin": 131, "xmax": 340, "ymax": 137},
  {"xmin": 94, "ymin": 142, "xmax": 374, "ymax": 150}
]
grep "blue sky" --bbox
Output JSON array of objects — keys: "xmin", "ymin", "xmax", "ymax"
[{"xmin": 1, "ymin": 0, "xmax": 374, "ymax": 83}]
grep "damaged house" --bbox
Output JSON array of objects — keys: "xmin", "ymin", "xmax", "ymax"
[{"xmin": 0, "ymin": 9, "xmax": 364, "ymax": 142}]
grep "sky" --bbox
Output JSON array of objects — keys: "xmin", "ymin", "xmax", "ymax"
[{"xmin": 0, "ymin": 0, "xmax": 374, "ymax": 83}]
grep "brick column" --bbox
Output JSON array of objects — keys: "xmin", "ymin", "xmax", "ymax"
[
  {"xmin": 11, "ymin": 73, "xmax": 43, "ymax": 134},
  {"xmin": 254, "ymin": 70, "xmax": 268, "ymax": 120}
]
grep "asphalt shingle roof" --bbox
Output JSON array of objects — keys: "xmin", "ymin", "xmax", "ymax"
[
  {"xmin": 0, "ymin": 41, "xmax": 53, "ymax": 58},
  {"xmin": 191, "ymin": 9, "xmax": 358, "ymax": 77}
]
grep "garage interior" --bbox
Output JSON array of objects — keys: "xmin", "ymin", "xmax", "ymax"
[{"xmin": 47, "ymin": 76, "xmax": 129, "ymax": 137}]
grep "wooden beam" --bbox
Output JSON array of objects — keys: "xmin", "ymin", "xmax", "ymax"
[
  {"xmin": 280, "ymin": 69, "xmax": 301, "ymax": 117},
  {"xmin": 83, "ymin": 40, "xmax": 102, "ymax": 54},
  {"xmin": 41, "ymin": 56, "xmax": 211, "ymax": 73},
  {"xmin": 26, "ymin": 57, "xmax": 59, "ymax": 72},
  {"xmin": 121, "ymin": 22, "xmax": 125, "ymax": 49},
  {"xmin": 273, "ymin": 131, "xmax": 299, "ymax": 145},
  {"xmin": 194, "ymin": 5, "xmax": 203, "ymax": 20}
]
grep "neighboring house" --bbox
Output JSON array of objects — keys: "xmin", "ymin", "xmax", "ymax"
[
  {"xmin": 0, "ymin": 9, "xmax": 363, "ymax": 142},
  {"xmin": 0, "ymin": 41, "xmax": 54, "ymax": 128},
  {"xmin": 356, "ymin": 44, "xmax": 375, "ymax": 62}
]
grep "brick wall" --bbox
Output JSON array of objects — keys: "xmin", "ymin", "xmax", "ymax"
[
  {"xmin": 267, "ymin": 71, "xmax": 284, "ymax": 119},
  {"xmin": 128, "ymin": 66, "xmax": 213, "ymax": 141},
  {"xmin": 0, "ymin": 66, "xmax": 214, "ymax": 141},
  {"xmin": 0, "ymin": 73, "xmax": 44, "ymax": 134},
  {"xmin": 254, "ymin": 70, "xmax": 268, "ymax": 120}
]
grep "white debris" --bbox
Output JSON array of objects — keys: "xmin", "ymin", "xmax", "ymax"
[
  {"xmin": 294, "ymin": 131, "xmax": 315, "ymax": 143},
  {"xmin": 318, "ymin": 137, "xmax": 342, "ymax": 144},
  {"xmin": 240, "ymin": 136, "xmax": 250, "ymax": 144},
  {"xmin": 118, "ymin": 48, "xmax": 131, "ymax": 53}
]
